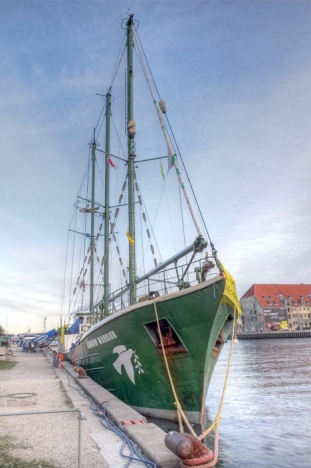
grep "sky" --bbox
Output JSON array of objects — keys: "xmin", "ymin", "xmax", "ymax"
[{"xmin": 0, "ymin": 0, "xmax": 310, "ymax": 335}]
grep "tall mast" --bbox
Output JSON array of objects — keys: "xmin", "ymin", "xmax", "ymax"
[
  {"xmin": 126, "ymin": 14, "xmax": 136, "ymax": 305},
  {"xmin": 103, "ymin": 90, "xmax": 111, "ymax": 316},
  {"xmin": 90, "ymin": 130, "xmax": 97, "ymax": 316}
]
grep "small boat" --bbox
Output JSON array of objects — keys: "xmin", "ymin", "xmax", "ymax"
[{"xmin": 60, "ymin": 14, "xmax": 241, "ymax": 425}]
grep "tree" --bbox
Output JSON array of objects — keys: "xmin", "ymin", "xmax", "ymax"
[{"xmin": 0, "ymin": 324, "xmax": 6, "ymax": 336}]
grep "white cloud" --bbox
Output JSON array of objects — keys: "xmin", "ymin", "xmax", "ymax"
[{"xmin": 0, "ymin": 1, "xmax": 310, "ymax": 333}]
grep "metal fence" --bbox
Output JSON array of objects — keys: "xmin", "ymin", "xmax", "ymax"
[{"xmin": 0, "ymin": 408, "xmax": 84, "ymax": 467}]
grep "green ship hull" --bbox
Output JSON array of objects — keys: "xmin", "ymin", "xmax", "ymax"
[
  {"xmin": 62, "ymin": 16, "xmax": 242, "ymax": 426},
  {"xmin": 66, "ymin": 273, "xmax": 238, "ymax": 424}
]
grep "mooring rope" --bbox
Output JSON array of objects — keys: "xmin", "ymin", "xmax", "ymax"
[
  {"xmin": 153, "ymin": 297, "xmax": 237, "ymax": 468},
  {"xmin": 198, "ymin": 303, "xmax": 237, "ymax": 441},
  {"xmin": 153, "ymin": 299, "xmax": 197, "ymax": 436}
]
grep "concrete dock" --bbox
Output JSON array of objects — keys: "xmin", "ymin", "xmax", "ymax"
[
  {"xmin": 0, "ymin": 346, "xmax": 179, "ymax": 468},
  {"xmin": 60, "ymin": 358, "xmax": 180, "ymax": 468}
]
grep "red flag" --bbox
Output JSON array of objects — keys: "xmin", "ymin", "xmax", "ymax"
[{"xmin": 107, "ymin": 157, "xmax": 116, "ymax": 169}]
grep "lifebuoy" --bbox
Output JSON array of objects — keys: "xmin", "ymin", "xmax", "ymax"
[{"xmin": 81, "ymin": 325, "xmax": 89, "ymax": 332}]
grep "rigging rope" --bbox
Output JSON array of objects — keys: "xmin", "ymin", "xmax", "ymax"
[
  {"xmin": 134, "ymin": 178, "xmax": 161, "ymax": 276},
  {"xmin": 94, "ymin": 102, "xmax": 106, "ymax": 142},
  {"xmin": 133, "ymin": 26, "xmax": 202, "ymax": 238},
  {"xmin": 133, "ymin": 27, "xmax": 222, "ymax": 266},
  {"xmin": 164, "ymin": 113, "xmax": 213, "ymax": 243},
  {"xmin": 109, "ymin": 34, "xmax": 127, "ymax": 90}
]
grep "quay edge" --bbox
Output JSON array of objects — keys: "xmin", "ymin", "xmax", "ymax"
[
  {"xmin": 237, "ymin": 330, "xmax": 311, "ymax": 339},
  {"xmin": 61, "ymin": 360, "xmax": 180, "ymax": 468}
]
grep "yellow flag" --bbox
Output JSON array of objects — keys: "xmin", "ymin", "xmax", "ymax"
[
  {"xmin": 126, "ymin": 231, "xmax": 135, "ymax": 246},
  {"xmin": 221, "ymin": 263, "xmax": 242, "ymax": 316}
]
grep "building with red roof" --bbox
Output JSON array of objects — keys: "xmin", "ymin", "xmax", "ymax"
[{"xmin": 240, "ymin": 284, "xmax": 311, "ymax": 333}]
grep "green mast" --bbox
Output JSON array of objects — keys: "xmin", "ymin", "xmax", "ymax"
[
  {"xmin": 103, "ymin": 90, "xmax": 111, "ymax": 316},
  {"xmin": 126, "ymin": 14, "xmax": 136, "ymax": 305},
  {"xmin": 90, "ymin": 130, "xmax": 97, "ymax": 317}
]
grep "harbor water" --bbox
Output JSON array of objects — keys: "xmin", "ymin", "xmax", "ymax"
[{"xmin": 205, "ymin": 338, "xmax": 311, "ymax": 468}]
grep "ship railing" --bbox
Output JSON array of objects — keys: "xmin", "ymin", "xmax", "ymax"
[{"xmin": 94, "ymin": 257, "xmax": 218, "ymax": 313}]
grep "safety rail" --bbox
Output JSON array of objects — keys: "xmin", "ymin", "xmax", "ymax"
[
  {"xmin": 0, "ymin": 408, "xmax": 84, "ymax": 468},
  {"xmin": 94, "ymin": 257, "xmax": 218, "ymax": 314}
]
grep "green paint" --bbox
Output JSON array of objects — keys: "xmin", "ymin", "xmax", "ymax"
[{"xmin": 68, "ymin": 278, "xmax": 235, "ymax": 417}]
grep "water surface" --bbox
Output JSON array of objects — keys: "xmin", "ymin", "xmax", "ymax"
[{"xmin": 205, "ymin": 338, "xmax": 311, "ymax": 468}]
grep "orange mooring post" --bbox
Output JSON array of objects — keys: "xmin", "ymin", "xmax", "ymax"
[
  {"xmin": 58, "ymin": 353, "xmax": 64, "ymax": 369},
  {"xmin": 164, "ymin": 431, "xmax": 216, "ymax": 468}
]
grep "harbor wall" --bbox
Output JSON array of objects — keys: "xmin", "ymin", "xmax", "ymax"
[{"xmin": 237, "ymin": 330, "xmax": 311, "ymax": 339}]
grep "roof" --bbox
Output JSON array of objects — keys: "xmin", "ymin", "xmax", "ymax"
[{"xmin": 241, "ymin": 284, "xmax": 311, "ymax": 308}]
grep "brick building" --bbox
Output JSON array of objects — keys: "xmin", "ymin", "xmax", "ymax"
[{"xmin": 240, "ymin": 284, "xmax": 311, "ymax": 332}]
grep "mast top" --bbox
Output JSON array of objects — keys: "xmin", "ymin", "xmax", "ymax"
[
  {"xmin": 89, "ymin": 127, "xmax": 99, "ymax": 147},
  {"xmin": 122, "ymin": 12, "xmax": 138, "ymax": 30},
  {"xmin": 127, "ymin": 13, "xmax": 134, "ymax": 27}
]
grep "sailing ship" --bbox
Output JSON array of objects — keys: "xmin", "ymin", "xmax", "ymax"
[{"xmin": 61, "ymin": 14, "xmax": 241, "ymax": 425}]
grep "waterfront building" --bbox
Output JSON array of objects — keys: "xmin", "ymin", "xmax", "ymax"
[{"xmin": 240, "ymin": 284, "xmax": 311, "ymax": 333}]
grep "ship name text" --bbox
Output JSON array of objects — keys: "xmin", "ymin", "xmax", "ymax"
[{"xmin": 86, "ymin": 331, "xmax": 117, "ymax": 349}]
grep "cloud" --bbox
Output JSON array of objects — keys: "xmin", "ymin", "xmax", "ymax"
[{"xmin": 0, "ymin": 1, "xmax": 310, "ymax": 333}]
